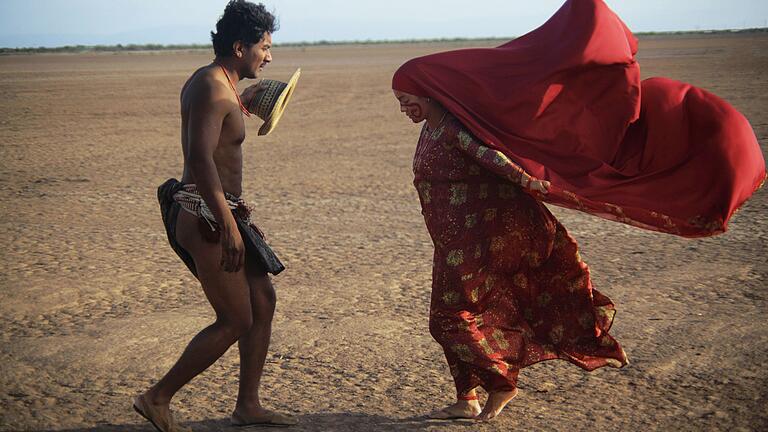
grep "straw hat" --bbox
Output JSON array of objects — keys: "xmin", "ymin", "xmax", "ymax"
[{"xmin": 247, "ymin": 68, "xmax": 301, "ymax": 136}]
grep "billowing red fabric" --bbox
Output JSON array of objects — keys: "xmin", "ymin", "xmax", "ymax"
[{"xmin": 392, "ymin": 0, "xmax": 765, "ymax": 237}]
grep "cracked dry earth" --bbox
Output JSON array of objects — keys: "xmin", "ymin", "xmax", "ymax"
[{"xmin": 1, "ymin": 33, "xmax": 766, "ymax": 431}]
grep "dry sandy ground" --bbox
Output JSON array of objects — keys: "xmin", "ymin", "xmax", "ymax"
[{"xmin": 0, "ymin": 33, "xmax": 766, "ymax": 432}]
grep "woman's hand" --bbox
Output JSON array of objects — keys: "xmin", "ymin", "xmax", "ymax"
[
  {"xmin": 528, "ymin": 179, "xmax": 550, "ymax": 194},
  {"xmin": 521, "ymin": 173, "xmax": 550, "ymax": 195}
]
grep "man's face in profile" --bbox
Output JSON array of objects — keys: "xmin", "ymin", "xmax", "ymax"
[{"xmin": 242, "ymin": 32, "xmax": 273, "ymax": 79}]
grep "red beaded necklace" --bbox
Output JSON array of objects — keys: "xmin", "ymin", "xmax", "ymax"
[{"xmin": 215, "ymin": 61, "xmax": 251, "ymax": 117}]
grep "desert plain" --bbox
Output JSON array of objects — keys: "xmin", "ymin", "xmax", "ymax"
[{"xmin": 0, "ymin": 33, "xmax": 767, "ymax": 431}]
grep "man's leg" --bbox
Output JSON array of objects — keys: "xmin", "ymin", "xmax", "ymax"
[
  {"xmin": 137, "ymin": 211, "xmax": 254, "ymax": 428},
  {"xmin": 236, "ymin": 269, "xmax": 275, "ymax": 409},
  {"xmin": 230, "ymin": 262, "xmax": 297, "ymax": 426}
]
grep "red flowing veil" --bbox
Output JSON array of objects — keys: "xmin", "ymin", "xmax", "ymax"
[{"xmin": 392, "ymin": 0, "xmax": 765, "ymax": 237}]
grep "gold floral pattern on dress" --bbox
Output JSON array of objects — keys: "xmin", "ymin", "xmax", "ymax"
[
  {"xmin": 470, "ymin": 287, "xmax": 479, "ymax": 303},
  {"xmin": 492, "ymin": 151, "xmax": 512, "ymax": 167},
  {"xmin": 648, "ymin": 210, "xmax": 679, "ymax": 232},
  {"xmin": 476, "ymin": 146, "xmax": 488, "ymax": 158},
  {"xmin": 450, "ymin": 183, "xmax": 468, "ymax": 205},
  {"xmin": 563, "ymin": 190, "xmax": 587, "ymax": 211},
  {"xmin": 479, "ymin": 338, "xmax": 495, "ymax": 355},
  {"xmin": 416, "ymin": 181, "xmax": 431, "ymax": 204},
  {"xmin": 483, "ymin": 208, "xmax": 497, "ymax": 221},
  {"xmin": 451, "ymin": 343, "xmax": 475, "ymax": 362},
  {"xmin": 465, "ymin": 213, "xmax": 477, "ymax": 228},
  {"xmin": 432, "ymin": 124, "xmax": 446, "ymax": 141},
  {"xmin": 596, "ymin": 305, "xmax": 615, "ymax": 323},
  {"xmin": 461, "ymin": 273, "xmax": 474, "ymax": 281},
  {"xmin": 474, "ymin": 244, "xmax": 482, "ymax": 259},
  {"xmin": 509, "ymin": 230, "xmax": 525, "ymax": 242},
  {"xmin": 513, "ymin": 273, "xmax": 528, "ymax": 290},
  {"xmin": 484, "ymin": 275, "xmax": 496, "ymax": 293},
  {"xmin": 457, "ymin": 130, "xmax": 473, "ymax": 150},
  {"xmin": 542, "ymin": 344, "xmax": 557, "ymax": 357},
  {"xmin": 688, "ymin": 215, "xmax": 723, "ymax": 232},
  {"xmin": 490, "ymin": 236, "xmax": 506, "ymax": 253},
  {"xmin": 442, "ymin": 290, "xmax": 460, "ymax": 305},
  {"xmin": 658, "ymin": 214, "xmax": 679, "ymax": 233},
  {"xmin": 604, "ymin": 203, "xmax": 632, "ymax": 224},
  {"xmin": 457, "ymin": 320, "xmax": 471, "ymax": 332},
  {"xmin": 492, "ymin": 329, "xmax": 510, "ymax": 350},
  {"xmin": 475, "ymin": 314, "xmax": 485, "ymax": 328},
  {"xmin": 436, "ymin": 318, "xmax": 455, "ymax": 333},
  {"xmin": 446, "ymin": 249, "xmax": 464, "ymax": 266}
]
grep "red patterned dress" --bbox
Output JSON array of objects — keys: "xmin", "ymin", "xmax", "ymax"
[{"xmin": 414, "ymin": 115, "xmax": 628, "ymax": 397}]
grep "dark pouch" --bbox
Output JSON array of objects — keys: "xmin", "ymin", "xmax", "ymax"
[{"xmin": 235, "ymin": 217, "xmax": 285, "ymax": 275}]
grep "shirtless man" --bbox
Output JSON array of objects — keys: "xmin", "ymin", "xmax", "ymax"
[{"xmin": 133, "ymin": 1, "xmax": 296, "ymax": 430}]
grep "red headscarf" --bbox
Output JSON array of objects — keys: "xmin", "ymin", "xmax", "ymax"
[{"xmin": 393, "ymin": 0, "xmax": 765, "ymax": 237}]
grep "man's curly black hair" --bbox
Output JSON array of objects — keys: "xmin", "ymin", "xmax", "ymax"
[{"xmin": 211, "ymin": 1, "xmax": 278, "ymax": 57}]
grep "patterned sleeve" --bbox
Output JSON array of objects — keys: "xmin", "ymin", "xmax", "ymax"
[{"xmin": 441, "ymin": 118, "xmax": 536, "ymax": 190}]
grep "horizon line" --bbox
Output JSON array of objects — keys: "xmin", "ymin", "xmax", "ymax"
[{"xmin": 2, "ymin": 27, "xmax": 766, "ymax": 53}]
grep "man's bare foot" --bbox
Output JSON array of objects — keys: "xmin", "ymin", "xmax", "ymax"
[
  {"xmin": 477, "ymin": 388, "xmax": 518, "ymax": 421},
  {"xmin": 428, "ymin": 399, "xmax": 482, "ymax": 420},
  {"xmin": 132, "ymin": 393, "xmax": 191, "ymax": 432},
  {"xmin": 231, "ymin": 406, "xmax": 298, "ymax": 427}
]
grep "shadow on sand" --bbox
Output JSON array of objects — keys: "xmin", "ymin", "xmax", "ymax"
[{"xmin": 41, "ymin": 412, "xmax": 480, "ymax": 431}]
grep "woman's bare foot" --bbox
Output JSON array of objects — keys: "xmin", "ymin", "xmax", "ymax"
[
  {"xmin": 132, "ymin": 393, "xmax": 190, "ymax": 432},
  {"xmin": 477, "ymin": 388, "xmax": 518, "ymax": 421},
  {"xmin": 428, "ymin": 399, "xmax": 482, "ymax": 420},
  {"xmin": 231, "ymin": 406, "xmax": 298, "ymax": 427}
]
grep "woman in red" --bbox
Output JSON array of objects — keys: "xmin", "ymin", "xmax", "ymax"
[
  {"xmin": 396, "ymin": 91, "xmax": 628, "ymax": 420},
  {"xmin": 393, "ymin": 0, "xmax": 764, "ymax": 422}
]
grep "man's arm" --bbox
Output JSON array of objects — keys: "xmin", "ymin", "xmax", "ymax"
[{"xmin": 186, "ymin": 79, "xmax": 245, "ymax": 273}]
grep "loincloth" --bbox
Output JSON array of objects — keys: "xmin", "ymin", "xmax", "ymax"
[{"xmin": 157, "ymin": 178, "xmax": 285, "ymax": 277}]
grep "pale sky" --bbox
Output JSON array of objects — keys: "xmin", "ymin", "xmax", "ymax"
[{"xmin": 1, "ymin": 0, "xmax": 766, "ymax": 48}]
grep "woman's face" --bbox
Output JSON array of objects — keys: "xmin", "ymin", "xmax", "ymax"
[{"xmin": 394, "ymin": 90, "xmax": 430, "ymax": 123}]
